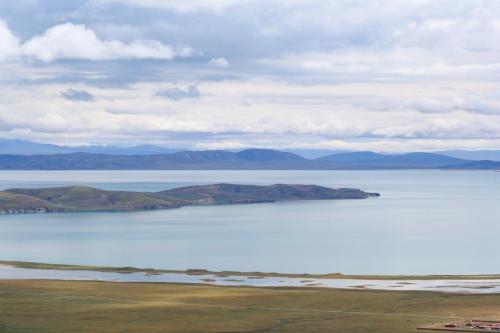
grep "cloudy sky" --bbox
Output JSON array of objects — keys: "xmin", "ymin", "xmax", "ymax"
[{"xmin": 1, "ymin": 0, "xmax": 500, "ymax": 151}]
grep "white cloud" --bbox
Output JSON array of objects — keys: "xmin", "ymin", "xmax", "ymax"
[
  {"xmin": 208, "ymin": 57, "xmax": 229, "ymax": 67},
  {"xmin": 0, "ymin": 19, "xmax": 20, "ymax": 61},
  {"xmin": 22, "ymin": 23, "xmax": 194, "ymax": 62},
  {"xmin": 0, "ymin": 20, "xmax": 195, "ymax": 63}
]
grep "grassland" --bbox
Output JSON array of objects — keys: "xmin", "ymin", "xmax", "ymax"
[
  {"xmin": 3, "ymin": 260, "xmax": 500, "ymax": 281},
  {"xmin": 0, "ymin": 279, "xmax": 499, "ymax": 333}
]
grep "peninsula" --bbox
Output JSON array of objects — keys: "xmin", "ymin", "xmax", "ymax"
[{"xmin": 0, "ymin": 183, "xmax": 379, "ymax": 215}]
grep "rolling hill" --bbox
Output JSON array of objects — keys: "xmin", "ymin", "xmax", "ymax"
[
  {"xmin": 156, "ymin": 183, "xmax": 377, "ymax": 205},
  {"xmin": 8, "ymin": 186, "xmax": 181, "ymax": 212}
]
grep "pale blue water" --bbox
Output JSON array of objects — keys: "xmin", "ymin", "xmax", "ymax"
[
  {"xmin": 0, "ymin": 170, "xmax": 498, "ymax": 275},
  {"xmin": 2, "ymin": 265, "xmax": 500, "ymax": 294}
]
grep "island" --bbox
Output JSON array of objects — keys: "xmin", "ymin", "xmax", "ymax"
[{"xmin": 0, "ymin": 183, "xmax": 380, "ymax": 215}]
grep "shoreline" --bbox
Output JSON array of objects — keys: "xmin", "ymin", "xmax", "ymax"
[
  {"xmin": 2, "ymin": 261, "xmax": 500, "ymax": 294},
  {"xmin": 2, "ymin": 260, "xmax": 500, "ymax": 281}
]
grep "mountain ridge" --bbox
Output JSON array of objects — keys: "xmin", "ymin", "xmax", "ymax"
[
  {"xmin": 0, "ymin": 141, "xmax": 499, "ymax": 169},
  {"xmin": 0, "ymin": 150, "xmax": 495, "ymax": 169}
]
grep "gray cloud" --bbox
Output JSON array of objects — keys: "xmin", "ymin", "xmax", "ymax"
[
  {"xmin": 61, "ymin": 88, "xmax": 95, "ymax": 102},
  {"xmin": 156, "ymin": 85, "xmax": 200, "ymax": 101}
]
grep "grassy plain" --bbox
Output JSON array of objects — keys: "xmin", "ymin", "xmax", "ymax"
[{"xmin": 0, "ymin": 279, "xmax": 499, "ymax": 333}]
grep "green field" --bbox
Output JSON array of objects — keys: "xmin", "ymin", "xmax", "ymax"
[{"xmin": 0, "ymin": 280, "xmax": 499, "ymax": 333}]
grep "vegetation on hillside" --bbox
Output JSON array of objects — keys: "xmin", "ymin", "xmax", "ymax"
[{"xmin": 0, "ymin": 183, "xmax": 379, "ymax": 214}]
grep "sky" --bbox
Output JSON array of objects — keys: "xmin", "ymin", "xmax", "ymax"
[{"xmin": 1, "ymin": 0, "xmax": 500, "ymax": 152}]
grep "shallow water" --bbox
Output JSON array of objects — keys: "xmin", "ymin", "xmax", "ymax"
[
  {"xmin": 1, "ymin": 265, "xmax": 499, "ymax": 294},
  {"xmin": 0, "ymin": 170, "xmax": 499, "ymax": 275}
]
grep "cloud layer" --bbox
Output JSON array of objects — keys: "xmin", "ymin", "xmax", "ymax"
[
  {"xmin": 91, "ymin": 0, "xmax": 250, "ymax": 13},
  {"xmin": 1, "ymin": 0, "xmax": 500, "ymax": 151}
]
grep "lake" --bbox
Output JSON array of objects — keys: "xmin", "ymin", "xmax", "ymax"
[{"xmin": 0, "ymin": 170, "xmax": 498, "ymax": 275}]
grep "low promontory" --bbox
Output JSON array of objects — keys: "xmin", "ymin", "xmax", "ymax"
[{"xmin": 0, "ymin": 183, "xmax": 379, "ymax": 215}]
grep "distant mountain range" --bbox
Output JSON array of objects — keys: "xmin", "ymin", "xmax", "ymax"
[
  {"xmin": 0, "ymin": 148, "xmax": 498, "ymax": 170},
  {"xmin": 316, "ymin": 151, "xmax": 469, "ymax": 169},
  {"xmin": 4, "ymin": 138, "xmax": 500, "ymax": 159},
  {"xmin": 0, "ymin": 138, "xmax": 178, "ymax": 155},
  {"xmin": 0, "ymin": 138, "xmax": 499, "ymax": 170},
  {"xmin": 0, "ymin": 150, "xmax": 310, "ymax": 170}
]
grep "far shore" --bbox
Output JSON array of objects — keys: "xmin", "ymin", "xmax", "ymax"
[{"xmin": 2, "ymin": 260, "xmax": 500, "ymax": 281}]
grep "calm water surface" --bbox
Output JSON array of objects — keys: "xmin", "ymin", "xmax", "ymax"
[{"xmin": 0, "ymin": 170, "xmax": 498, "ymax": 275}]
